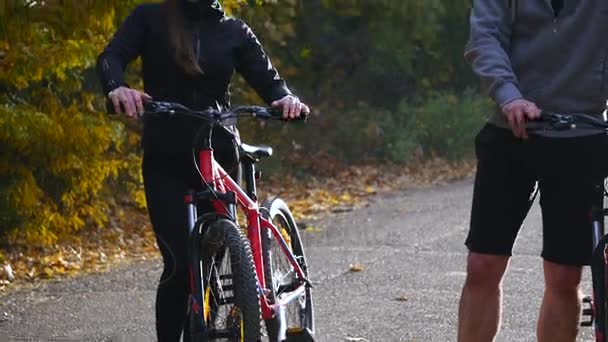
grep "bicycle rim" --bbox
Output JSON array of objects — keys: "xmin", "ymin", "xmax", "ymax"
[{"xmin": 262, "ymin": 199, "xmax": 314, "ymax": 340}]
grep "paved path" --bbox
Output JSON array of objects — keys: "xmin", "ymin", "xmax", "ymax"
[{"xmin": 0, "ymin": 179, "xmax": 596, "ymax": 341}]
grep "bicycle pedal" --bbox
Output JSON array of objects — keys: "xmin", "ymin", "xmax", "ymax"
[
  {"xmin": 581, "ymin": 295, "xmax": 594, "ymax": 327},
  {"xmin": 284, "ymin": 328, "xmax": 315, "ymax": 342}
]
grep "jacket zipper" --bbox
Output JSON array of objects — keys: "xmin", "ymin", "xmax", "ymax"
[{"xmin": 193, "ymin": 27, "xmax": 201, "ymax": 107}]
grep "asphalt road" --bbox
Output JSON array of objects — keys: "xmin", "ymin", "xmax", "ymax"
[{"xmin": 0, "ymin": 179, "xmax": 597, "ymax": 341}]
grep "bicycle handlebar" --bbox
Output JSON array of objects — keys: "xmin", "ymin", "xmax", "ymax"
[
  {"xmin": 527, "ymin": 111, "xmax": 608, "ymax": 133},
  {"xmin": 143, "ymin": 101, "xmax": 307, "ymax": 123}
]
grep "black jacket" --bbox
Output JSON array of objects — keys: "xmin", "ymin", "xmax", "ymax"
[{"xmin": 96, "ymin": 2, "xmax": 292, "ymax": 154}]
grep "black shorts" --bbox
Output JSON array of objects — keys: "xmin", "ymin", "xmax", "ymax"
[{"xmin": 466, "ymin": 124, "xmax": 608, "ymax": 265}]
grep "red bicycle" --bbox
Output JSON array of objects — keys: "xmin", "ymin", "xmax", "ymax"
[{"xmin": 143, "ymin": 101, "xmax": 315, "ymax": 342}]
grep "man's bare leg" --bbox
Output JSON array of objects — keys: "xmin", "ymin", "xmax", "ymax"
[
  {"xmin": 458, "ymin": 252, "xmax": 510, "ymax": 342},
  {"xmin": 537, "ymin": 260, "xmax": 582, "ymax": 342}
]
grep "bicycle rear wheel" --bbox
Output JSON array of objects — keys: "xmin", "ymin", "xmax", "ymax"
[
  {"xmin": 261, "ymin": 198, "xmax": 314, "ymax": 341},
  {"xmin": 190, "ymin": 218, "xmax": 261, "ymax": 342}
]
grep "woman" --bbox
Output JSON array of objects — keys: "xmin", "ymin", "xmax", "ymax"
[{"xmin": 96, "ymin": 0, "xmax": 309, "ymax": 340}]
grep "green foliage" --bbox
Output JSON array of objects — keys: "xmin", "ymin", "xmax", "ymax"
[
  {"xmin": 236, "ymin": 0, "xmax": 475, "ymax": 107},
  {"xmin": 232, "ymin": 0, "xmax": 484, "ymax": 167},
  {"xmin": 0, "ymin": 0, "xmax": 292, "ymax": 246},
  {"xmin": 396, "ymin": 90, "xmax": 492, "ymax": 161},
  {"xmin": 239, "ymin": 91, "xmax": 490, "ymax": 168},
  {"xmin": 0, "ymin": 100, "xmax": 129, "ymax": 245},
  {"xmin": 0, "ymin": 0, "xmax": 488, "ymax": 246}
]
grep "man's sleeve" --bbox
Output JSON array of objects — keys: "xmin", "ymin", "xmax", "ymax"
[{"xmin": 465, "ymin": 0, "xmax": 522, "ymax": 107}]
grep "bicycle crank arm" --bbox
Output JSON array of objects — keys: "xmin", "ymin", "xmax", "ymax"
[
  {"xmin": 274, "ymin": 284, "xmax": 315, "ymax": 342},
  {"xmin": 284, "ymin": 328, "xmax": 315, "ymax": 342}
]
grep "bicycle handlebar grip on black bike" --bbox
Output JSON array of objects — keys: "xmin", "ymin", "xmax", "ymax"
[{"xmin": 527, "ymin": 111, "xmax": 608, "ymax": 133}]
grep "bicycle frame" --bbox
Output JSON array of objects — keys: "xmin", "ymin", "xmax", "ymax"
[
  {"xmin": 590, "ymin": 181, "xmax": 608, "ymax": 342},
  {"xmin": 186, "ymin": 137, "xmax": 309, "ymax": 322}
]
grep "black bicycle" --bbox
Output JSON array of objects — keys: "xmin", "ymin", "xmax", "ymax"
[{"xmin": 527, "ymin": 111, "xmax": 608, "ymax": 342}]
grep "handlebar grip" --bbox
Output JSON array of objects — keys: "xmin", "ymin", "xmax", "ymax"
[
  {"xmin": 269, "ymin": 108, "xmax": 309, "ymax": 122},
  {"xmin": 105, "ymin": 98, "xmax": 154, "ymax": 115}
]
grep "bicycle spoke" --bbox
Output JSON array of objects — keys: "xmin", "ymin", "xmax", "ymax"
[
  {"xmin": 268, "ymin": 223, "xmax": 305, "ymax": 329},
  {"xmin": 204, "ymin": 244, "xmax": 246, "ymax": 341}
]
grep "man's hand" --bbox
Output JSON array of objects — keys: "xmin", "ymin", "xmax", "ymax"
[
  {"xmin": 271, "ymin": 95, "xmax": 310, "ymax": 120},
  {"xmin": 502, "ymin": 99, "xmax": 541, "ymax": 139},
  {"xmin": 108, "ymin": 86, "xmax": 152, "ymax": 118}
]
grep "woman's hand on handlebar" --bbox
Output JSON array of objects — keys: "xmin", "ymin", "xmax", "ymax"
[
  {"xmin": 502, "ymin": 98, "xmax": 541, "ymax": 139},
  {"xmin": 271, "ymin": 95, "xmax": 310, "ymax": 120},
  {"xmin": 108, "ymin": 86, "xmax": 152, "ymax": 118}
]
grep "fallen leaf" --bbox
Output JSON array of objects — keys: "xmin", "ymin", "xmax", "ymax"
[
  {"xmin": 0, "ymin": 264, "xmax": 14, "ymax": 282},
  {"xmin": 331, "ymin": 206, "xmax": 354, "ymax": 213},
  {"xmin": 42, "ymin": 267, "xmax": 53, "ymax": 278},
  {"xmin": 349, "ymin": 263, "xmax": 365, "ymax": 272},
  {"xmin": 345, "ymin": 337, "xmax": 368, "ymax": 342},
  {"xmin": 304, "ymin": 226, "xmax": 323, "ymax": 233},
  {"xmin": 340, "ymin": 194, "xmax": 352, "ymax": 202},
  {"xmin": 395, "ymin": 295, "xmax": 410, "ymax": 302},
  {"xmin": 27, "ymin": 267, "xmax": 36, "ymax": 279}
]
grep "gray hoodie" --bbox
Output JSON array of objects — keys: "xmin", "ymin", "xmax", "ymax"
[{"xmin": 465, "ymin": 0, "xmax": 608, "ymax": 129}]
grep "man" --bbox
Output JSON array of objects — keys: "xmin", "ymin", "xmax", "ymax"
[{"xmin": 459, "ymin": 0, "xmax": 608, "ymax": 341}]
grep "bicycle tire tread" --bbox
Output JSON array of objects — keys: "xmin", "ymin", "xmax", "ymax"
[{"xmin": 202, "ymin": 219, "xmax": 262, "ymax": 342}]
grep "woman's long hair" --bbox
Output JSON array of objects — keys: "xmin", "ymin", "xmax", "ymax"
[{"xmin": 167, "ymin": 0, "xmax": 204, "ymax": 76}]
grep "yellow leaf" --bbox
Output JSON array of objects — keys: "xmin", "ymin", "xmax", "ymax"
[
  {"xmin": 395, "ymin": 296, "xmax": 410, "ymax": 302},
  {"xmin": 304, "ymin": 226, "xmax": 323, "ymax": 233},
  {"xmin": 348, "ymin": 263, "xmax": 365, "ymax": 272},
  {"xmin": 42, "ymin": 267, "xmax": 53, "ymax": 278}
]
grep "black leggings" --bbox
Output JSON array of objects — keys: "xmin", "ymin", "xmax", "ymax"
[{"xmin": 143, "ymin": 131, "xmax": 239, "ymax": 342}]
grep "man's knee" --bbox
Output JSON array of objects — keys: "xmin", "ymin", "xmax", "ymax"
[
  {"xmin": 544, "ymin": 260, "xmax": 583, "ymax": 293},
  {"xmin": 465, "ymin": 252, "xmax": 510, "ymax": 288}
]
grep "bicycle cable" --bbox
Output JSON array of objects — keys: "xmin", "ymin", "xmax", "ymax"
[
  {"xmin": 145, "ymin": 104, "xmax": 285, "ymax": 222},
  {"xmin": 191, "ymin": 148, "xmax": 236, "ymax": 222}
]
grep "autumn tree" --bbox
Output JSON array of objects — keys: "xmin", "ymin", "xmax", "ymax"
[
  {"xmin": 0, "ymin": 0, "xmax": 258, "ymax": 244},
  {"xmin": 0, "ymin": 0, "xmax": 485, "ymax": 246}
]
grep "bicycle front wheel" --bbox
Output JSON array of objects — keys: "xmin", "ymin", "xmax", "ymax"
[
  {"xmin": 261, "ymin": 198, "xmax": 314, "ymax": 341},
  {"xmin": 190, "ymin": 218, "xmax": 261, "ymax": 342}
]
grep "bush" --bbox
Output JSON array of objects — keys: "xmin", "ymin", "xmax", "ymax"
[
  {"xmin": 383, "ymin": 90, "xmax": 492, "ymax": 162},
  {"xmin": 0, "ymin": 97, "xmax": 142, "ymax": 245}
]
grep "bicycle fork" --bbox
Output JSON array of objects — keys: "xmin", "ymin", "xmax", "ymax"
[{"xmin": 185, "ymin": 190, "xmax": 208, "ymax": 340}]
